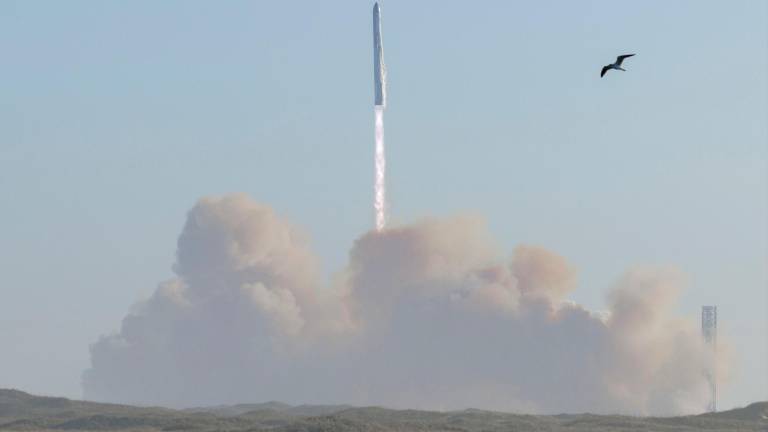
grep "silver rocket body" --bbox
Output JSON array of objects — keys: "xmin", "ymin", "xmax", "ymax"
[{"xmin": 373, "ymin": 2, "xmax": 387, "ymax": 107}]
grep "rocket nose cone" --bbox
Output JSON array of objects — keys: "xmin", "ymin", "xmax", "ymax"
[{"xmin": 373, "ymin": 2, "xmax": 379, "ymax": 13}]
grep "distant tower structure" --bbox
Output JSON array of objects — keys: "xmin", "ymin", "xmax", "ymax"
[{"xmin": 701, "ymin": 305, "xmax": 717, "ymax": 413}]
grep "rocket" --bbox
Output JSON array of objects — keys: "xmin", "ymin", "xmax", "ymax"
[
  {"xmin": 372, "ymin": 2, "xmax": 388, "ymax": 231},
  {"xmin": 373, "ymin": 2, "xmax": 387, "ymax": 108}
]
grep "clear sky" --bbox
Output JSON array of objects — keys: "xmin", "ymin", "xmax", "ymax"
[{"xmin": 0, "ymin": 0, "xmax": 765, "ymax": 410}]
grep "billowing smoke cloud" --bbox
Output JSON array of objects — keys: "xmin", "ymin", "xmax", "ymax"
[{"xmin": 83, "ymin": 194, "xmax": 726, "ymax": 415}]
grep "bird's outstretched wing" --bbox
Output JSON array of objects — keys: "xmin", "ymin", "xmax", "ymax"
[
  {"xmin": 615, "ymin": 54, "xmax": 635, "ymax": 66},
  {"xmin": 600, "ymin": 65, "xmax": 610, "ymax": 77}
]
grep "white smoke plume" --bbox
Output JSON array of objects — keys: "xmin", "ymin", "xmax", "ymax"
[
  {"xmin": 374, "ymin": 106, "xmax": 386, "ymax": 230},
  {"xmin": 83, "ymin": 194, "xmax": 727, "ymax": 414}
]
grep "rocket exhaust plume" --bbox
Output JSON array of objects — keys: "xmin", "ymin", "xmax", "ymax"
[
  {"xmin": 373, "ymin": 2, "xmax": 387, "ymax": 230},
  {"xmin": 374, "ymin": 106, "xmax": 386, "ymax": 231}
]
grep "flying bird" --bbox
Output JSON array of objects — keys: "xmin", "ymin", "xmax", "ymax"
[{"xmin": 601, "ymin": 54, "xmax": 635, "ymax": 77}]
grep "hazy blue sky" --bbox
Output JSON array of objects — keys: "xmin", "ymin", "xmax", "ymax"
[{"xmin": 1, "ymin": 0, "xmax": 765, "ymax": 410}]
